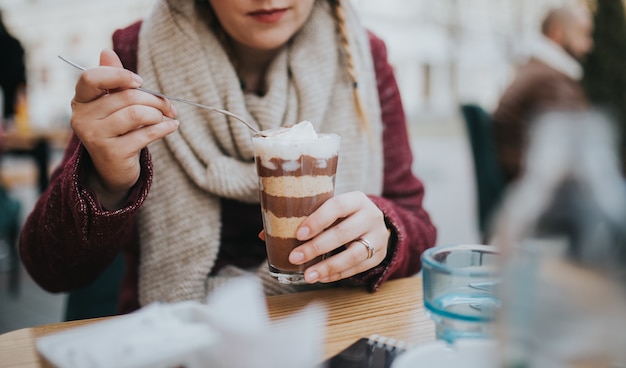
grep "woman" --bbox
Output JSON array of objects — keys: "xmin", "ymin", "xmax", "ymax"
[{"xmin": 20, "ymin": 0, "xmax": 436, "ymax": 314}]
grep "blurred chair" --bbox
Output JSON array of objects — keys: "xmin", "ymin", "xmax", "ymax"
[
  {"xmin": 460, "ymin": 104, "xmax": 506, "ymax": 241},
  {"xmin": 0, "ymin": 183, "xmax": 21, "ymax": 296},
  {"xmin": 64, "ymin": 253, "xmax": 125, "ymax": 321}
]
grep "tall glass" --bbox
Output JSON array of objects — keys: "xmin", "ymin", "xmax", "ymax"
[{"xmin": 252, "ymin": 133, "xmax": 340, "ymax": 284}]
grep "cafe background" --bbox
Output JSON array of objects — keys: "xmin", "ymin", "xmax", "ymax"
[{"xmin": 0, "ymin": 0, "xmax": 566, "ymax": 333}]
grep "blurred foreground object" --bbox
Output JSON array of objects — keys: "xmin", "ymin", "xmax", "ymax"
[
  {"xmin": 582, "ymin": 0, "xmax": 626, "ymax": 176},
  {"xmin": 421, "ymin": 244, "xmax": 500, "ymax": 343},
  {"xmin": 492, "ymin": 111, "xmax": 626, "ymax": 367},
  {"xmin": 37, "ymin": 276, "xmax": 325, "ymax": 368}
]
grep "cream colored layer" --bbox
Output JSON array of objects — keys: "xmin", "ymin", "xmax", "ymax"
[
  {"xmin": 261, "ymin": 176, "xmax": 334, "ymax": 198},
  {"xmin": 262, "ymin": 210, "xmax": 307, "ymax": 238}
]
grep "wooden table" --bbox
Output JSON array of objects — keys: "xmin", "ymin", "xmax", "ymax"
[
  {"xmin": 1, "ymin": 128, "xmax": 70, "ymax": 151},
  {"xmin": 0, "ymin": 277, "xmax": 435, "ymax": 367},
  {"xmin": 0, "ymin": 128, "xmax": 71, "ymax": 192}
]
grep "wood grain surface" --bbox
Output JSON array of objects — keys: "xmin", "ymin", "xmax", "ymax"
[{"xmin": 0, "ymin": 277, "xmax": 435, "ymax": 367}]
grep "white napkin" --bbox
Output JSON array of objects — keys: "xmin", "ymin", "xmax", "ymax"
[
  {"xmin": 36, "ymin": 276, "xmax": 326, "ymax": 368},
  {"xmin": 36, "ymin": 302, "xmax": 218, "ymax": 368},
  {"xmin": 205, "ymin": 276, "xmax": 326, "ymax": 368}
]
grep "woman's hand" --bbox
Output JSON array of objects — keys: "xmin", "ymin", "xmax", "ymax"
[
  {"xmin": 70, "ymin": 49, "xmax": 179, "ymax": 209},
  {"xmin": 288, "ymin": 191, "xmax": 391, "ymax": 283}
]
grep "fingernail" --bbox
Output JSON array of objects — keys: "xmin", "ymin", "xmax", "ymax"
[
  {"xmin": 306, "ymin": 270, "xmax": 319, "ymax": 283},
  {"xmin": 132, "ymin": 73, "xmax": 143, "ymax": 86},
  {"xmin": 290, "ymin": 251, "xmax": 304, "ymax": 264},
  {"xmin": 170, "ymin": 104, "xmax": 177, "ymax": 117},
  {"xmin": 297, "ymin": 227, "xmax": 310, "ymax": 240},
  {"xmin": 172, "ymin": 120, "xmax": 180, "ymax": 127}
]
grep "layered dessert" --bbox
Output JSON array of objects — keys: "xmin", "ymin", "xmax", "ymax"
[{"xmin": 252, "ymin": 121, "xmax": 340, "ymax": 283}]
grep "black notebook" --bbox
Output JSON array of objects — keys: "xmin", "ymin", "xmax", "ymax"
[{"xmin": 324, "ymin": 334, "xmax": 411, "ymax": 368}]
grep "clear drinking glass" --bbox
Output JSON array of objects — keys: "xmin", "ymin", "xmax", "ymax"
[
  {"xmin": 421, "ymin": 244, "xmax": 500, "ymax": 343},
  {"xmin": 252, "ymin": 133, "xmax": 340, "ymax": 284}
]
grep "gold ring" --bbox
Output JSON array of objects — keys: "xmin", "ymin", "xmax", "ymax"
[{"xmin": 355, "ymin": 238, "xmax": 375, "ymax": 260}]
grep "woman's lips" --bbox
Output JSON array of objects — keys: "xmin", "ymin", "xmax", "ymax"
[{"xmin": 248, "ymin": 8, "xmax": 288, "ymax": 23}]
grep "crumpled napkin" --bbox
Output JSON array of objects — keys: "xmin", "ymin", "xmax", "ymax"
[{"xmin": 36, "ymin": 276, "xmax": 326, "ymax": 368}]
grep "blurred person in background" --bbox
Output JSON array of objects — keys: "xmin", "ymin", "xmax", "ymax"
[
  {"xmin": 18, "ymin": 0, "xmax": 437, "ymax": 315},
  {"xmin": 0, "ymin": 9, "xmax": 26, "ymax": 129},
  {"xmin": 492, "ymin": 3, "xmax": 594, "ymax": 183}
]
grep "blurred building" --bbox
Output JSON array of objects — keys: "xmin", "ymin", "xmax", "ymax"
[
  {"xmin": 355, "ymin": 0, "xmax": 570, "ymax": 122},
  {"xmin": 0, "ymin": 0, "xmax": 570, "ymax": 128}
]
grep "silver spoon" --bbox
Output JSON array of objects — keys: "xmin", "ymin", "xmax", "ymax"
[{"xmin": 58, "ymin": 55, "xmax": 263, "ymax": 135}]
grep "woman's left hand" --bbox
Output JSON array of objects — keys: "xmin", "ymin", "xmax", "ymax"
[{"xmin": 288, "ymin": 191, "xmax": 391, "ymax": 284}]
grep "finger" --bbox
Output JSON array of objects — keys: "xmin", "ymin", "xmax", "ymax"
[
  {"xmin": 113, "ymin": 104, "xmax": 174, "ymax": 134},
  {"xmin": 297, "ymin": 192, "xmax": 363, "ymax": 241},
  {"xmin": 100, "ymin": 48, "xmax": 123, "ymax": 69},
  {"xmin": 74, "ymin": 53, "xmax": 143, "ymax": 103},
  {"xmin": 111, "ymin": 118, "xmax": 180, "ymax": 150},
  {"xmin": 318, "ymin": 263, "xmax": 373, "ymax": 283},
  {"xmin": 115, "ymin": 88, "xmax": 177, "ymax": 120},
  {"xmin": 72, "ymin": 89, "xmax": 176, "ymax": 136},
  {"xmin": 303, "ymin": 239, "xmax": 385, "ymax": 283},
  {"xmin": 73, "ymin": 104, "xmax": 166, "ymax": 146},
  {"xmin": 98, "ymin": 49, "xmax": 177, "ymax": 120},
  {"xmin": 88, "ymin": 87, "xmax": 173, "ymax": 115},
  {"xmin": 75, "ymin": 67, "xmax": 143, "ymax": 103},
  {"xmin": 290, "ymin": 211, "xmax": 370, "ymax": 265},
  {"xmin": 74, "ymin": 75, "xmax": 176, "ymax": 120},
  {"xmin": 80, "ymin": 117, "xmax": 179, "ymax": 168},
  {"xmin": 93, "ymin": 89, "xmax": 175, "ymax": 128}
]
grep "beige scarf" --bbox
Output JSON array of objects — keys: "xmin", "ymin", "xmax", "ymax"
[{"xmin": 136, "ymin": 0, "xmax": 384, "ymax": 305}]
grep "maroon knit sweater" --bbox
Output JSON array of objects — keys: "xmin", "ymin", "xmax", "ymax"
[{"xmin": 19, "ymin": 22, "xmax": 436, "ymax": 314}]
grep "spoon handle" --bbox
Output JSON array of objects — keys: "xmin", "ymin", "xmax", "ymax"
[
  {"xmin": 58, "ymin": 55, "xmax": 260, "ymax": 134},
  {"xmin": 135, "ymin": 87, "xmax": 257, "ymax": 132}
]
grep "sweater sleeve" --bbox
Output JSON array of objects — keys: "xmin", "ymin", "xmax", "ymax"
[
  {"xmin": 19, "ymin": 20, "xmax": 152, "ymax": 293},
  {"xmin": 19, "ymin": 122, "xmax": 152, "ymax": 293},
  {"xmin": 348, "ymin": 32, "xmax": 437, "ymax": 291}
]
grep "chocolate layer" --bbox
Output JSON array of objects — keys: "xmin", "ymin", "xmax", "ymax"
[
  {"xmin": 256, "ymin": 153, "xmax": 338, "ymax": 274},
  {"xmin": 261, "ymin": 191, "xmax": 333, "ymax": 218},
  {"xmin": 265, "ymin": 235, "xmax": 324, "ymax": 272},
  {"xmin": 255, "ymin": 155, "xmax": 338, "ymax": 177}
]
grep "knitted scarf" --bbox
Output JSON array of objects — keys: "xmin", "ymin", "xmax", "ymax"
[{"xmin": 136, "ymin": 0, "xmax": 384, "ymax": 305}]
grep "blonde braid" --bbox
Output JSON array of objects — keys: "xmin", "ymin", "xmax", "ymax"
[{"xmin": 329, "ymin": 0, "xmax": 371, "ymax": 134}]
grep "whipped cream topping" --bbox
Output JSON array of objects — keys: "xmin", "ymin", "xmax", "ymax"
[
  {"xmin": 260, "ymin": 120, "xmax": 318, "ymax": 140},
  {"xmin": 253, "ymin": 120, "xmax": 340, "ymax": 164}
]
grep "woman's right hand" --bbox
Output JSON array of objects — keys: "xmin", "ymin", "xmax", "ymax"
[{"xmin": 71, "ymin": 49, "xmax": 179, "ymax": 209}]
